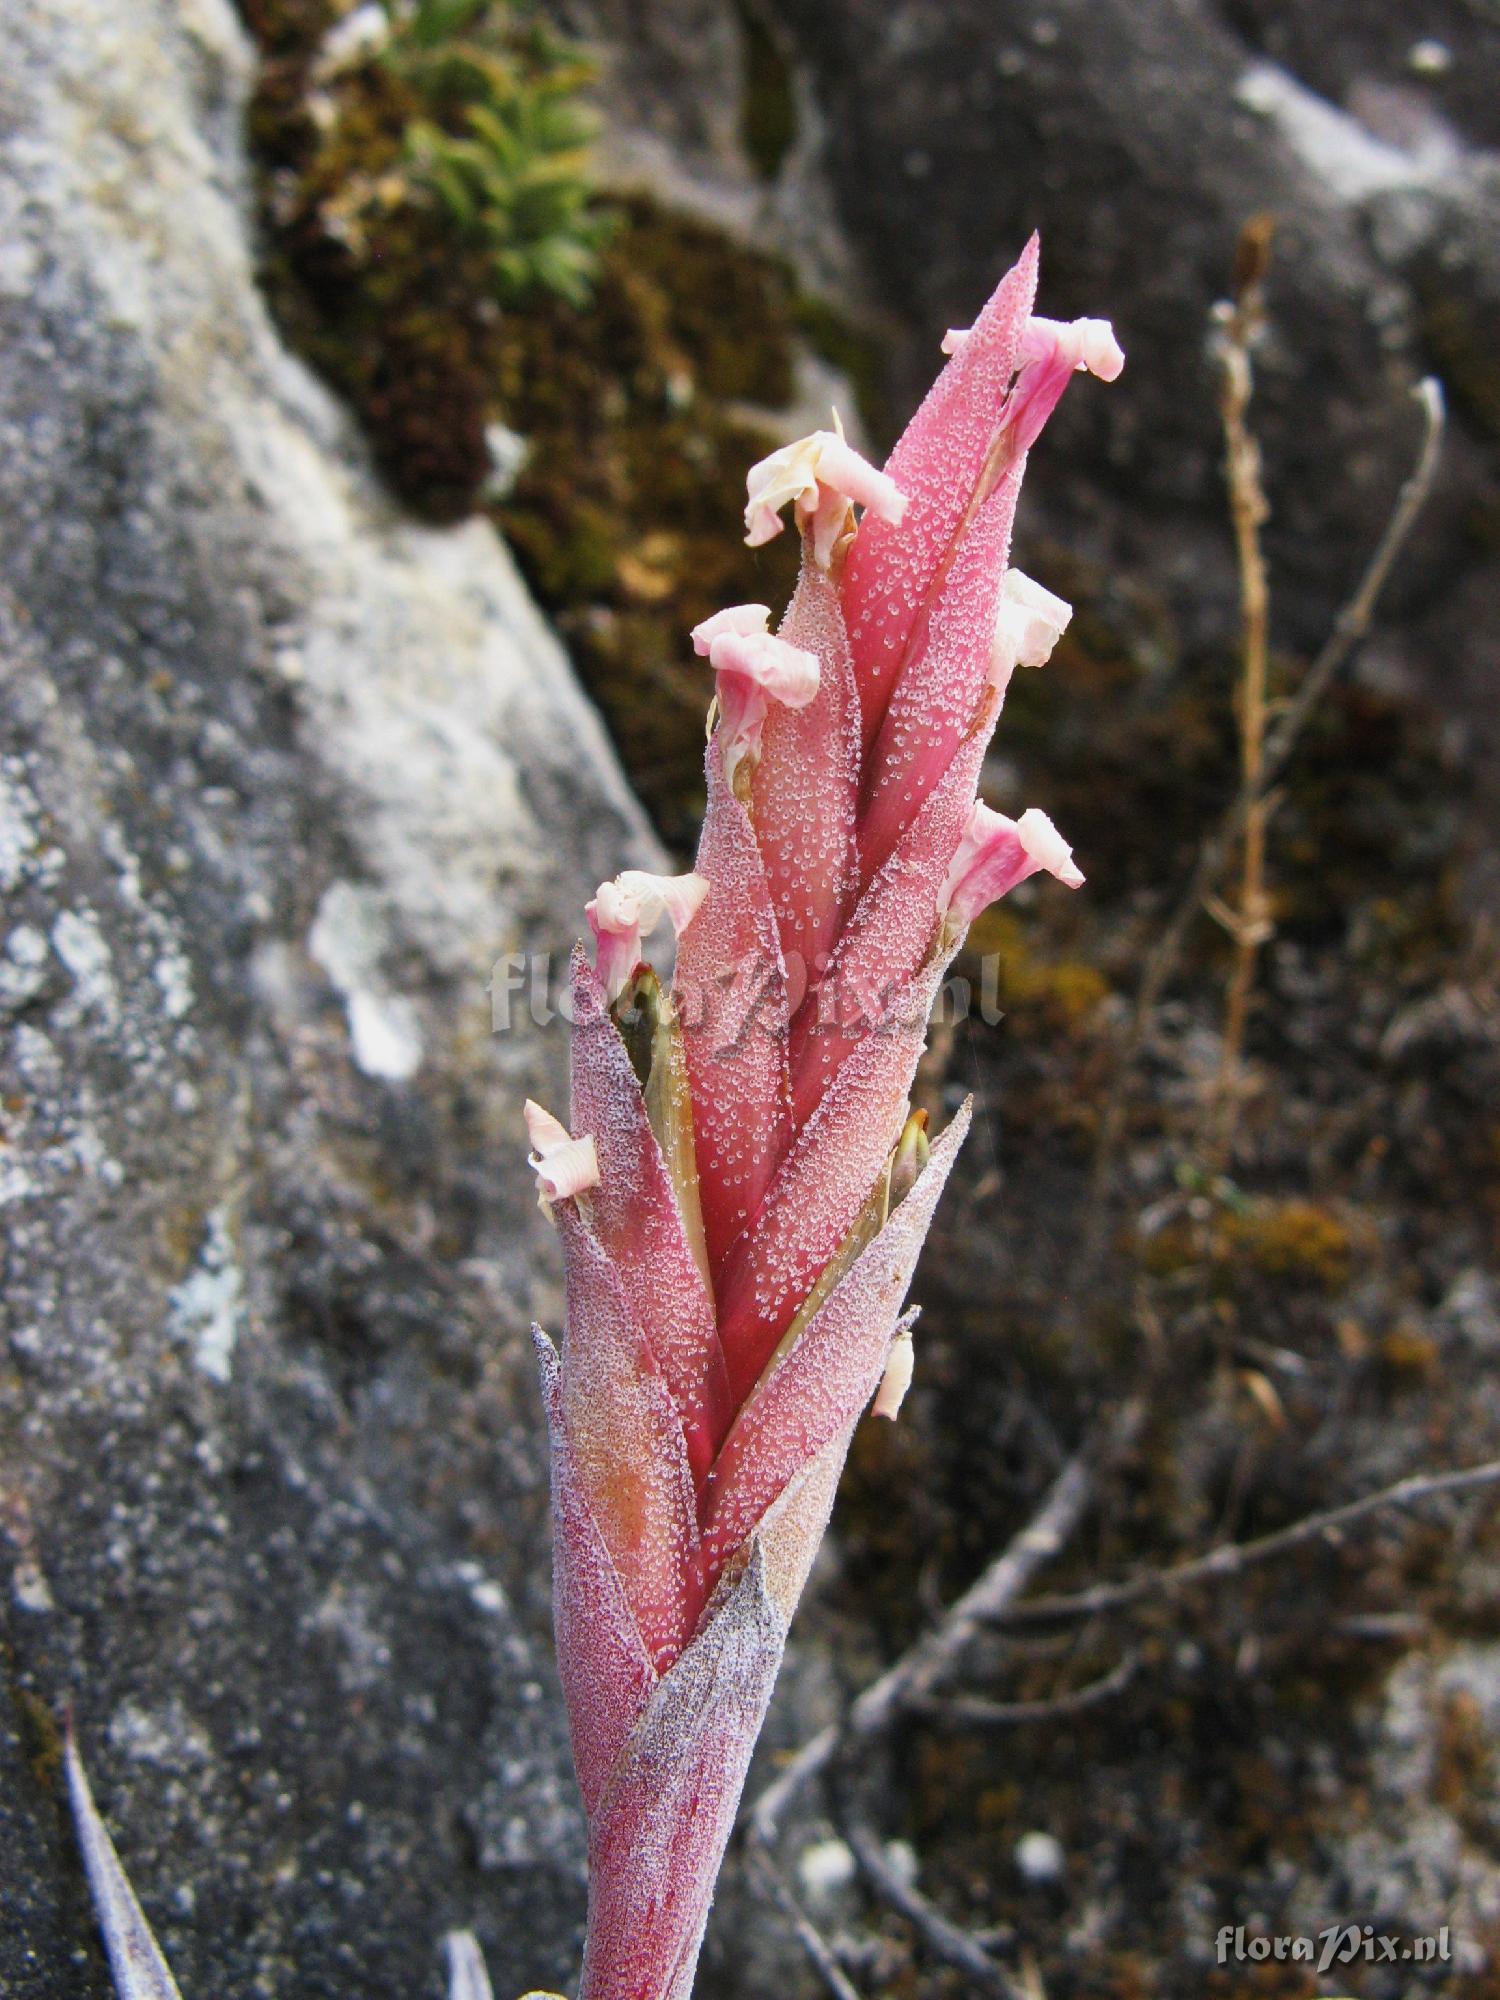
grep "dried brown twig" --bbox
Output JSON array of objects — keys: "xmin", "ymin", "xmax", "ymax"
[
  {"xmin": 984, "ymin": 1456, "xmax": 1500, "ymax": 1627},
  {"xmin": 745, "ymin": 1408, "xmax": 1143, "ymax": 1994},
  {"xmin": 748, "ymin": 1413, "xmax": 1138, "ymax": 1851},
  {"xmin": 1079, "ymin": 349, "xmax": 1445, "ymax": 1277},
  {"xmin": 748, "ymin": 1433, "xmax": 1499, "ymax": 1993},
  {"xmin": 907, "ymin": 1648, "xmax": 1139, "ymax": 1727},
  {"xmin": 746, "ymin": 1848, "xmax": 868, "ymax": 2000},
  {"xmin": 1207, "ymin": 215, "xmax": 1275, "ymax": 1165},
  {"xmin": 843, "ymin": 1820, "xmax": 1027, "ymax": 2000}
]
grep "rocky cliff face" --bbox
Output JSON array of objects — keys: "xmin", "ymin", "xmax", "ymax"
[
  {"xmin": 579, "ymin": 0, "xmax": 1500, "ymax": 826},
  {"xmin": 0, "ymin": 0, "xmax": 664, "ymax": 1989}
]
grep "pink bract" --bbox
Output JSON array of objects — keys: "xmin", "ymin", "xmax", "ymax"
[{"xmin": 527, "ymin": 237, "xmax": 1121, "ymax": 2000}]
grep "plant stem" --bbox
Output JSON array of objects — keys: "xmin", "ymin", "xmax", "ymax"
[
  {"xmin": 1209, "ymin": 218, "xmax": 1274, "ymax": 1167},
  {"xmin": 1077, "ymin": 369, "xmax": 1444, "ymax": 1285}
]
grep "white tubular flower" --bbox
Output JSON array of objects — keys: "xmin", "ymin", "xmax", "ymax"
[
  {"xmin": 743, "ymin": 410, "xmax": 907, "ymax": 567},
  {"xmin": 989, "ymin": 569, "xmax": 1074, "ymax": 697},
  {"xmin": 872, "ymin": 1330, "xmax": 915, "ymax": 1421},
  {"xmin": 691, "ymin": 603, "xmax": 775, "ymax": 649},
  {"xmin": 939, "ymin": 801, "xmax": 1084, "ymax": 926},
  {"xmin": 586, "ymin": 870, "xmax": 710, "ymax": 1004},
  {"xmin": 1015, "ymin": 806, "xmax": 1085, "ymax": 886},
  {"xmin": 524, "ymin": 1099, "xmax": 601, "ymax": 1217},
  {"xmin": 691, "ymin": 605, "xmax": 821, "ymax": 787},
  {"xmin": 948, "ymin": 313, "xmax": 1125, "ymax": 377},
  {"xmin": 1019, "ymin": 314, "xmax": 1126, "ymax": 382}
]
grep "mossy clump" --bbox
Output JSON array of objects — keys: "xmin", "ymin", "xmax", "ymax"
[
  {"xmin": 14, "ymin": 1685, "xmax": 63, "ymax": 1792},
  {"xmin": 962, "ymin": 905, "xmax": 1109, "ymax": 1036},
  {"xmin": 486, "ymin": 220, "xmax": 804, "ymax": 844},
  {"xmin": 1130, "ymin": 1197, "xmax": 1355, "ymax": 1294},
  {"xmin": 1220, "ymin": 1199, "xmax": 1354, "ymax": 1291},
  {"xmin": 244, "ymin": 0, "xmax": 847, "ymax": 845},
  {"xmin": 247, "ymin": 0, "xmax": 614, "ymax": 513}
]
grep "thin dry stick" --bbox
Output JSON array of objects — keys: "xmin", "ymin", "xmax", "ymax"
[
  {"xmin": 843, "ymin": 1819, "xmax": 1027, "ymax": 2000},
  {"xmin": 985, "ymin": 1456, "xmax": 1500, "ymax": 1627},
  {"xmin": 1208, "ymin": 217, "xmax": 1275, "ymax": 1166},
  {"xmin": 908, "ymin": 1647, "xmax": 1139, "ymax": 1727},
  {"xmin": 747, "ymin": 1406, "xmax": 1141, "ymax": 1852},
  {"xmin": 747, "ymin": 1848, "xmax": 868, "ymax": 2000},
  {"xmin": 812, "ymin": 1424, "xmax": 1138, "ymax": 1997},
  {"xmin": 1078, "ymin": 371, "xmax": 1446, "ymax": 1278},
  {"xmin": 846, "ymin": 1445, "xmax": 1103, "ymax": 1732}
]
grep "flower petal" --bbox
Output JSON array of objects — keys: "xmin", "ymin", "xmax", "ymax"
[
  {"xmin": 1021, "ymin": 313, "xmax": 1125, "ymax": 382},
  {"xmin": 587, "ymin": 871, "xmax": 709, "ymax": 1003},
  {"xmin": 990, "ymin": 568, "xmax": 1073, "ymax": 695},
  {"xmin": 872, "ymin": 1327, "xmax": 916, "ymax": 1420},
  {"xmin": 694, "ymin": 611, "xmax": 822, "ymax": 789},
  {"xmin": 617, "ymin": 870, "xmax": 710, "ymax": 938},
  {"xmin": 939, "ymin": 801, "xmax": 1084, "ymax": 925},
  {"xmin": 1018, "ymin": 805, "xmax": 1085, "ymax": 886},
  {"xmin": 999, "ymin": 313, "xmax": 1126, "ymax": 464},
  {"xmin": 690, "ymin": 604, "xmax": 772, "ymax": 650},
  {"xmin": 524, "ymin": 1098, "xmax": 601, "ymax": 1212},
  {"xmin": 743, "ymin": 420, "xmax": 906, "ymax": 567}
]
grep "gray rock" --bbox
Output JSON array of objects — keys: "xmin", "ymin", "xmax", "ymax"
[
  {"xmin": 667, "ymin": 0, "xmax": 1500, "ymax": 813},
  {"xmin": 0, "ymin": 0, "xmax": 665, "ymax": 1989},
  {"xmin": 561, "ymin": 0, "xmax": 1500, "ymax": 832}
]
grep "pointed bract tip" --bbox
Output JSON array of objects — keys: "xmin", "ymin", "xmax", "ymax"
[
  {"xmin": 444, "ymin": 1930, "xmax": 496, "ymax": 2000},
  {"xmin": 941, "ymin": 233, "xmax": 1044, "ymax": 355},
  {"xmin": 63, "ymin": 1727, "xmax": 187, "ymax": 2000}
]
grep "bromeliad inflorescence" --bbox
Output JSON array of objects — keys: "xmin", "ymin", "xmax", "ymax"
[{"xmin": 526, "ymin": 236, "xmax": 1120, "ymax": 2000}]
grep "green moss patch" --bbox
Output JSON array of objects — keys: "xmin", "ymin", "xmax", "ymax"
[{"xmin": 243, "ymin": 0, "xmax": 882, "ymax": 844}]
